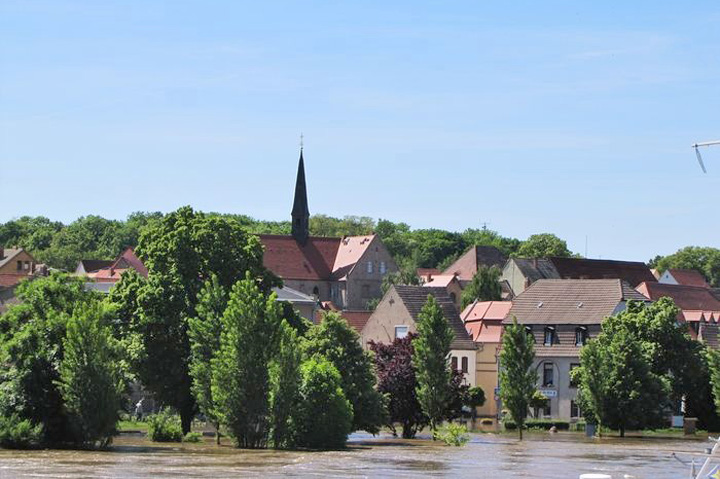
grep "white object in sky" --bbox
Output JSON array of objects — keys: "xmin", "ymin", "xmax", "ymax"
[{"xmin": 692, "ymin": 140, "xmax": 720, "ymax": 173}]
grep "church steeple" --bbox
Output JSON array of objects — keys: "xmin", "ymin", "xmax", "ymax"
[{"xmin": 291, "ymin": 146, "xmax": 310, "ymax": 245}]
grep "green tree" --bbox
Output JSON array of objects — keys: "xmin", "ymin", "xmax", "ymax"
[
  {"xmin": 498, "ymin": 318, "xmax": 537, "ymax": 440},
  {"xmin": 58, "ymin": 301, "xmax": 124, "ymax": 448},
  {"xmin": 187, "ymin": 275, "xmax": 228, "ymax": 444},
  {"xmin": 516, "ymin": 233, "xmax": 573, "ymax": 258},
  {"xmin": 707, "ymin": 348, "xmax": 720, "ymax": 416},
  {"xmin": 651, "ymin": 246, "xmax": 720, "ymax": 287},
  {"xmin": 296, "ymin": 355, "xmax": 353, "ymax": 449},
  {"xmin": 269, "ymin": 322, "xmax": 303, "ymax": 449},
  {"xmin": 0, "ymin": 274, "xmax": 118, "ymax": 446},
  {"xmin": 460, "ymin": 265, "xmax": 502, "ymax": 309},
  {"xmin": 211, "ymin": 274, "xmax": 282, "ymax": 449},
  {"xmin": 108, "ymin": 206, "xmax": 278, "ymax": 434},
  {"xmin": 303, "ymin": 312, "xmax": 386, "ymax": 434},
  {"xmin": 412, "ymin": 295, "xmax": 454, "ymax": 436},
  {"xmin": 461, "ymin": 228, "xmax": 522, "ymax": 257},
  {"xmin": 574, "ymin": 306, "xmax": 671, "ymax": 437}
]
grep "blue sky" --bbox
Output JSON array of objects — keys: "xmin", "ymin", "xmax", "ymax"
[{"xmin": 1, "ymin": 1, "xmax": 719, "ymax": 261}]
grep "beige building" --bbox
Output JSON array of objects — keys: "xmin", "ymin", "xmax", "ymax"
[
  {"xmin": 0, "ymin": 247, "xmax": 44, "ymax": 288},
  {"xmin": 361, "ymin": 285, "xmax": 477, "ymax": 386},
  {"xmin": 504, "ymin": 279, "xmax": 650, "ymax": 421},
  {"xmin": 461, "ymin": 300, "xmax": 513, "ymax": 419},
  {"xmin": 422, "ymin": 274, "xmax": 463, "ymax": 311}
]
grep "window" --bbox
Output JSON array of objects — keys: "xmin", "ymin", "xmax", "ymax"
[
  {"xmin": 395, "ymin": 325, "xmax": 409, "ymax": 339},
  {"xmin": 23, "ymin": 261, "xmax": 30, "ymax": 271},
  {"xmin": 544, "ymin": 327, "xmax": 555, "ymax": 346},
  {"xmin": 461, "ymin": 356, "xmax": 468, "ymax": 373},
  {"xmin": 16, "ymin": 261, "xmax": 22, "ymax": 271},
  {"xmin": 367, "ymin": 261, "xmax": 373, "ymax": 274},
  {"xmin": 575, "ymin": 327, "xmax": 588, "ymax": 346},
  {"xmin": 312, "ymin": 286, "xmax": 319, "ymax": 297},
  {"xmin": 542, "ymin": 362, "xmax": 554, "ymax": 387},
  {"xmin": 449, "ymin": 292, "xmax": 457, "ymax": 304},
  {"xmin": 525, "ymin": 326, "xmax": 535, "ymax": 343},
  {"xmin": 379, "ymin": 261, "xmax": 387, "ymax": 274},
  {"xmin": 570, "ymin": 363, "xmax": 580, "ymax": 388},
  {"xmin": 571, "ymin": 400, "xmax": 581, "ymax": 419},
  {"xmin": 543, "ymin": 402, "xmax": 551, "ymax": 418},
  {"xmin": 451, "ymin": 356, "xmax": 458, "ymax": 371}
]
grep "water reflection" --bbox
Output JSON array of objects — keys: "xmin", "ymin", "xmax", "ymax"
[{"xmin": 0, "ymin": 431, "xmax": 709, "ymax": 479}]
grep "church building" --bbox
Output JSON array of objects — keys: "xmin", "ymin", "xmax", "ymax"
[{"xmin": 258, "ymin": 149, "xmax": 398, "ymax": 311}]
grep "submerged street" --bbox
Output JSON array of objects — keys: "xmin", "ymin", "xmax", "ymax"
[{"xmin": 0, "ymin": 432, "xmax": 710, "ymax": 478}]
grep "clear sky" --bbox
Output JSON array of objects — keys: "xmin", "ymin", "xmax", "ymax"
[{"xmin": 1, "ymin": 1, "xmax": 719, "ymax": 262}]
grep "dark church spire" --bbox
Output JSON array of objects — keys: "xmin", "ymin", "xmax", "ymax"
[{"xmin": 291, "ymin": 145, "xmax": 310, "ymax": 245}]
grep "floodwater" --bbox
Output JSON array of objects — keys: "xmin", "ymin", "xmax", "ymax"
[{"xmin": 0, "ymin": 431, "xmax": 714, "ymax": 479}]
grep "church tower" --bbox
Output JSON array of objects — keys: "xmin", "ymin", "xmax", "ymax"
[{"xmin": 291, "ymin": 147, "xmax": 310, "ymax": 245}]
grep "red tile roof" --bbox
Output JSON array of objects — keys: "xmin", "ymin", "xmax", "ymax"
[
  {"xmin": 664, "ymin": 269, "xmax": 710, "ymax": 288},
  {"xmin": 635, "ymin": 281, "xmax": 720, "ymax": 321},
  {"xmin": 259, "ymin": 235, "xmax": 341, "ymax": 281},
  {"xmin": 550, "ymin": 257, "xmax": 656, "ymax": 287},
  {"xmin": 442, "ymin": 246, "xmax": 506, "ymax": 282},
  {"xmin": 90, "ymin": 248, "xmax": 148, "ymax": 282},
  {"xmin": 315, "ymin": 308, "xmax": 372, "ymax": 333},
  {"xmin": 422, "ymin": 274, "xmax": 458, "ymax": 288},
  {"xmin": 332, "ymin": 235, "xmax": 376, "ymax": 280},
  {"xmin": 461, "ymin": 301, "xmax": 512, "ymax": 343}
]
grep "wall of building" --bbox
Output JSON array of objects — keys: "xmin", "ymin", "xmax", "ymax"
[
  {"xmin": 0, "ymin": 250, "xmax": 35, "ymax": 276},
  {"xmin": 361, "ymin": 288, "xmax": 413, "ymax": 347},
  {"xmin": 531, "ymin": 356, "xmax": 582, "ymax": 422},
  {"xmin": 345, "ymin": 237, "xmax": 398, "ymax": 310},
  {"xmin": 451, "ymin": 349, "xmax": 477, "ymax": 387},
  {"xmin": 474, "ymin": 342, "xmax": 500, "ymax": 417},
  {"xmin": 282, "ymin": 279, "xmax": 330, "ymax": 303},
  {"xmin": 501, "ymin": 260, "xmax": 527, "ymax": 298}
]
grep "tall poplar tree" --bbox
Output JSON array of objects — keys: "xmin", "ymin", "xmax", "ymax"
[
  {"xmin": 499, "ymin": 317, "xmax": 536, "ymax": 440},
  {"xmin": 412, "ymin": 295, "xmax": 454, "ymax": 436},
  {"xmin": 187, "ymin": 274, "xmax": 227, "ymax": 444},
  {"xmin": 212, "ymin": 273, "xmax": 282, "ymax": 449}
]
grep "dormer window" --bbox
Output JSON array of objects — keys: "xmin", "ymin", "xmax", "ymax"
[
  {"xmin": 575, "ymin": 326, "xmax": 588, "ymax": 346},
  {"xmin": 544, "ymin": 326, "xmax": 555, "ymax": 346}
]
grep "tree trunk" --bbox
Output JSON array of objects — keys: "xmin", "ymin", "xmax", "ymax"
[
  {"xmin": 518, "ymin": 424, "xmax": 523, "ymax": 441},
  {"xmin": 180, "ymin": 409, "xmax": 193, "ymax": 435},
  {"xmin": 619, "ymin": 425, "xmax": 625, "ymax": 438}
]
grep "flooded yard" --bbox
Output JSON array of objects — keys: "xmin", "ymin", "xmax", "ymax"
[{"xmin": 0, "ymin": 431, "xmax": 712, "ymax": 478}]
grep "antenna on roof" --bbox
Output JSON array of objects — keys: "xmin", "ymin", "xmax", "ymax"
[
  {"xmin": 300, "ymin": 133, "xmax": 304, "ymax": 151},
  {"xmin": 691, "ymin": 140, "xmax": 720, "ymax": 173}
]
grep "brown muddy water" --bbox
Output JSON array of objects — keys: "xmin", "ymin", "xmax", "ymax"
[{"xmin": 0, "ymin": 431, "xmax": 712, "ymax": 478}]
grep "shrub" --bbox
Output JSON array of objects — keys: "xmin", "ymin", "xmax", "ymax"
[
  {"xmin": 503, "ymin": 419, "xmax": 570, "ymax": 431},
  {"xmin": 296, "ymin": 356, "xmax": 353, "ymax": 449},
  {"xmin": 0, "ymin": 415, "xmax": 43, "ymax": 449},
  {"xmin": 436, "ymin": 423, "xmax": 469, "ymax": 446},
  {"xmin": 146, "ymin": 409, "xmax": 183, "ymax": 442},
  {"xmin": 183, "ymin": 432, "xmax": 203, "ymax": 443}
]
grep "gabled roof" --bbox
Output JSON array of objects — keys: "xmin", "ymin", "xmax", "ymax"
[
  {"xmin": 636, "ymin": 281, "xmax": 720, "ymax": 316},
  {"xmin": 259, "ymin": 235, "xmax": 340, "ymax": 281},
  {"xmin": 443, "ymin": 246, "xmax": 506, "ymax": 282},
  {"xmin": 422, "ymin": 274, "xmax": 459, "ymax": 288},
  {"xmin": 461, "ymin": 301, "xmax": 512, "ymax": 343},
  {"xmin": 511, "ymin": 258, "xmax": 560, "ymax": 282},
  {"xmin": 506, "ymin": 279, "xmax": 649, "ymax": 326},
  {"xmin": 77, "ymin": 259, "xmax": 114, "ymax": 274},
  {"xmin": 392, "ymin": 285, "xmax": 476, "ymax": 350},
  {"xmin": 0, "ymin": 248, "xmax": 25, "ymax": 269},
  {"xmin": 89, "ymin": 248, "xmax": 148, "ymax": 281},
  {"xmin": 332, "ymin": 235, "xmax": 375, "ymax": 280},
  {"xmin": 272, "ymin": 286, "xmax": 317, "ymax": 304},
  {"xmin": 662, "ymin": 269, "xmax": 710, "ymax": 289},
  {"xmin": 339, "ymin": 310, "xmax": 373, "ymax": 333},
  {"xmin": 549, "ymin": 257, "xmax": 656, "ymax": 287}
]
